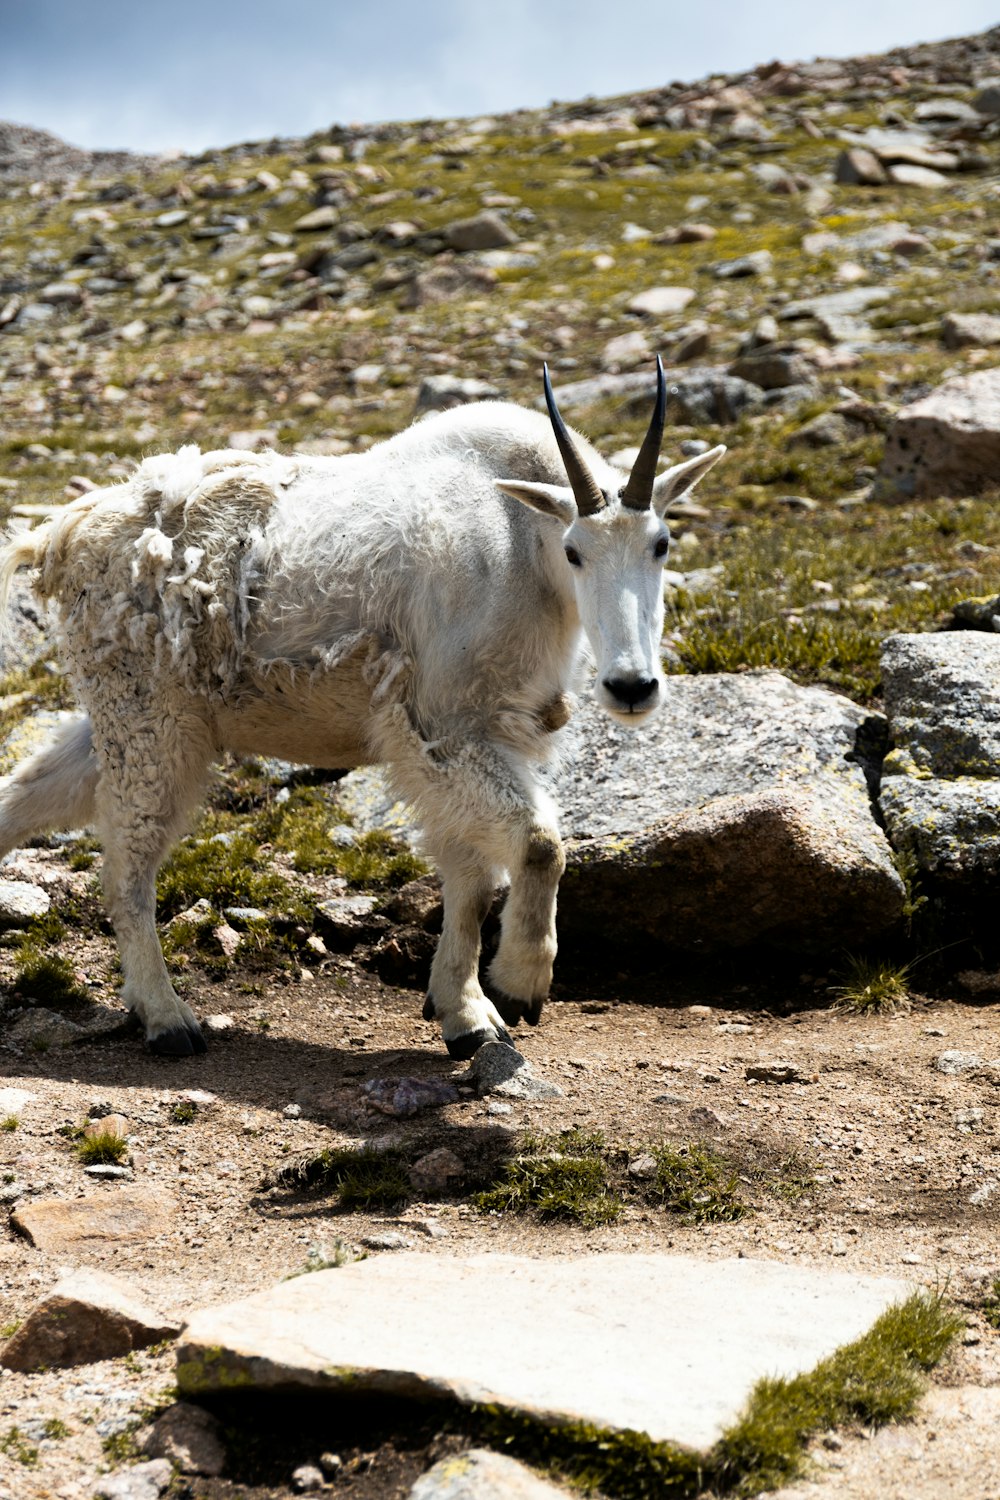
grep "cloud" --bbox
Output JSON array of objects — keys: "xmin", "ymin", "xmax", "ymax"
[{"xmin": 1, "ymin": 0, "xmax": 997, "ymax": 152}]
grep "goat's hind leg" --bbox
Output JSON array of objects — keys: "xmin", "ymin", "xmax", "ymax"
[
  {"xmin": 0, "ymin": 715, "xmax": 98, "ymax": 855},
  {"xmin": 90, "ymin": 691, "xmax": 214, "ymax": 1056}
]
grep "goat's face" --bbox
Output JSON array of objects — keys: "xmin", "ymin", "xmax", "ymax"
[
  {"xmin": 499, "ymin": 361, "xmax": 725, "ymax": 726},
  {"xmin": 562, "ymin": 500, "xmax": 672, "ymax": 721}
]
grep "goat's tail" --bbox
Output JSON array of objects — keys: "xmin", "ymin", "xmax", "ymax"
[{"xmin": 0, "ymin": 520, "xmax": 53, "ymax": 648}]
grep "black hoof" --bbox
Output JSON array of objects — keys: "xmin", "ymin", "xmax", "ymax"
[
  {"xmin": 148, "ymin": 1022, "xmax": 207, "ymax": 1057},
  {"xmin": 486, "ymin": 985, "xmax": 545, "ymax": 1029},
  {"xmin": 422, "ymin": 994, "xmax": 437, "ymax": 1021},
  {"xmin": 445, "ymin": 1025, "xmax": 516, "ymax": 1061}
]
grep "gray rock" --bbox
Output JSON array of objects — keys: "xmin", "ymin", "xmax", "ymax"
[
  {"xmin": 409, "ymin": 1148, "xmax": 465, "ymax": 1194},
  {"xmin": 414, "ymin": 375, "xmax": 502, "ymax": 414},
  {"xmin": 834, "ymin": 148, "xmax": 887, "ymax": 186},
  {"xmin": 876, "ymin": 367, "xmax": 1000, "ymax": 499},
  {"xmin": 313, "ymin": 894, "xmax": 386, "ymax": 950},
  {"xmin": 444, "ymin": 213, "xmax": 518, "ymax": 252},
  {"xmin": 0, "ymin": 879, "xmax": 50, "ymax": 926},
  {"xmin": 781, "ymin": 286, "xmax": 891, "ymax": 345},
  {"xmin": 664, "ymin": 371, "xmax": 764, "ymax": 425},
  {"xmin": 467, "ymin": 1042, "xmax": 563, "ymax": 1100},
  {"xmin": 93, "ymin": 1461, "xmax": 174, "ymax": 1500},
  {"xmin": 555, "ymin": 674, "xmax": 902, "ymax": 951},
  {"xmin": 789, "ymin": 412, "xmax": 853, "ymax": 448},
  {"xmin": 974, "ymin": 79, "xmax": 1000, "ymax": 117},
  {"xmin": 627, "ymin": 286, "xmax": 695, "ymax": 317},
  {"xmin": 888, "ymin": 164, "xmax": 950, "ymax": 188},
  {"xmin": 401, "ymin": 262, "xmax": 497, "ymax": 308},
  {"xmin": 176, "ymin": 1252, "xmax": 913, "ymax": 1454},
  {"xmin": 712, "ymin": 250, "xmax": 772, "ymax": 279},
  {"xmin": 5, "ymin": 1008, "xmax": 84, "ymax": 1049},
  {"xmin": 728, "ymin": 350, "xmax": 814, "ymax": 390},
  {"xmin": 935, "ymin": 1050, "xmax": 984, "ymax": 1075},
  {"xmin": 410, "ymin": 1449, "xmax": 566, "ymax": 1499},
  {"xmin": 1, "ymin": 1268, "xmax": 178, "ymax": 1372},
  {"xmin": 291, "ymin": 1463, "xmax": 325, "ymax": 1492},
  {"xmin": 941, "ymin": 312, "xmax": 1000, "ymax": 350},
  {"xmin": 879, "ymin": 633, "xmax": 1000, "ymax": 876}
]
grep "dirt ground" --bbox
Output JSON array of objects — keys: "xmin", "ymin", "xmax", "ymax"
[{"xmin": 2, "ymin": 932, "xmax": 1000, "ymax": 1500}]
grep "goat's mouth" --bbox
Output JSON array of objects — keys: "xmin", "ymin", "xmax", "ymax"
[{"xmin": 597, "ymin": 677, "xmax": 663, "ymax": 723}]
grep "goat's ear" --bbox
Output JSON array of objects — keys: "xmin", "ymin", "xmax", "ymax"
[
  {"xmin": 496, "ymin": 479, "xmax": 576, "ymax": 525},
  {"xmin": 651, "ymin": 444, "xmax": 726, "ymax": 515}
]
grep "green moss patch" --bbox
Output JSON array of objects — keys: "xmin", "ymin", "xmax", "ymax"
[
  {"xmin": 474, "ymin": 1291, "xmax": 959, "ymax": 1499},
  {"xmin": 476, "ymin": 1131, "xmax": 760, "ymax": 1226}
]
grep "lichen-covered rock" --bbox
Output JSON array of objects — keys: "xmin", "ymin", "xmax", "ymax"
[
  {"xmin": 410, "ymin": 1450, "xmax": 568, "ymax": 1499},
  {"xmin": 875, "ymin": 367, "xmax": 1000, "ymax": 500},
  {"xmin": 879, "ymin": 632, "xmax": 1000, "ymax": 875}
]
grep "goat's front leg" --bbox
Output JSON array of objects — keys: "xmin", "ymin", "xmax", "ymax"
[
  {"xmin": 485, "ymin": 798, "xmax": 565, "ymax": 1029},
  {"xmin": 421, "ymin": 843, "xmax": 514, "ymax": 1060}
]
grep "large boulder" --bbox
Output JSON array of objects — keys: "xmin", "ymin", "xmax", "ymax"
[
  {"xmin": 875, "ymin": 366, "xmax": 1000, "ymax": 500},
  {"xmin": 879, "ymin": 632, "xmax": 1000, "ymax": 876},
  {"xmin": 555, "ymin": 673, "xmax": 903, "ymax": 951}
]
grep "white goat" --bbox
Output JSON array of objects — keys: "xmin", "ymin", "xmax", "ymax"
[{"xmin": 0, "ymin": 363, "xmax": 723, "ymax": 1057}]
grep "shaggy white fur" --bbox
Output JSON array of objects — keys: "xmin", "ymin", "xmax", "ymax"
[{"xmin": 0, "ymin": 394, "xmax": 723, "ymax": 1057}]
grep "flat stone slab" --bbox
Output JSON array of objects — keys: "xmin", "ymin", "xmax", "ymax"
[
  {"xmin": 12, "ymin": 1189, "xmax": 177, "ymax": 1251},
  {"xmin": 176, "ymin": 1253, "xmax": 912, "ymax": 1454}
]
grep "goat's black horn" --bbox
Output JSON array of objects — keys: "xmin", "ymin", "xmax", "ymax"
[
  {"xmin": 543, "ymin": 363, "xmax": 606, "ymax": 517},
  {"xmin": 620, "ymin": 356, "xmax": 667, "ymax": 512}
]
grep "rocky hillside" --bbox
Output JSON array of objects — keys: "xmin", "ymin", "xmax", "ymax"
[{"xmin": 1, "ymin": 24, "xmax": 1000, "ymax": 706}]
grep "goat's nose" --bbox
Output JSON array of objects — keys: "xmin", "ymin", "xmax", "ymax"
[{"xmin": 603, "ymin": 675, "xmax": 658, "ymax": 708}]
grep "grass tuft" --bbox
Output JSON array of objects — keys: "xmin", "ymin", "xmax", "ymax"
[
  {"xmin": 642, "ymin": 1142, "xmax": 747, "ymax": 1224},
  {"xmin": 0, "ymin": 1116, "xmax": 18, "ymax": 1132},
  {"xmin": 831, "ymin": 955, "xmax": 912, "ymax": 1014},
  {"xmin": 75, "ymin": 1130, "xmax": 129, "ymax": 1167},
  {"xmin": 283, "ymin": 1239, "xmax": 367, "ymax": 1279},
  {"xmin": 980, "ymin": 1278, "xmax": 1000, "ymax": 1331},
  {"xmin": 274, "ymin": 1145, "xmax": 412, "ymax": 1211}
]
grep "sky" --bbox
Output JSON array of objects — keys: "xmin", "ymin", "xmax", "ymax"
[{"xmin": 1, "ymin": 0, "xmax": 998, "ymax": 155}]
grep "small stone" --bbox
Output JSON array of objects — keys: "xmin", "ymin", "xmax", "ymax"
[
  {"xmin": 601, "ymin": 330, "xmax": 652, "ymax": 370},
  {"xmin": 935, "ymin": 1050, "xmax": 982, "ymax": 1075},
  {"xmin": 410, "ymin": 1448, "xmax": 568, "ymax": 1498},
  {"xmin": 444, "ymin": 212, "xmax": 518, "ymax": 252},
  {"xmin": 293, "ymin": 206, "xmax": 339, "ymax": 232},
  {"xmin": 745, "ymin": 1062, "xmax": 812, "ymax": 1084},
  {"xmin": 140, "ymin": 1403, "xmax": 226, "ymax": 1476},
  {"xmin": 410, "ymin": 1148, "xmax": 465, "ymax": 1194},
  {"xmin": 712, "ymin": 250, "xmax": 772, "ymax": 279},
  {"xmin": 467, "ymin": 1042, "xmax": 563, "ymax": 1100},
  {"xmin": 224, "ymin": 906, "xmax": 268, "ymax": 928},
  {"xmin": 627, "ymin": 286, "xmax": 695, "ymax": 317},
  {"xmin": 154, "ymin": 209, "xmax": 189, "ymax": 227},
  {"xmin": 628, "ymin": 1153, "xmax": 658, "ymax": 1180},
  {"xmin": 362, "ymin": 1077, "xmax": 460, "ymax": 1118},
  {"xmin": 84, "ymin": 1165, "xmax": 132, "ymax": 1179},
  {"xmin": 319, "ymin": 1452, "xmax": 343, "ymax": 1477},
  {"xmin": 360, "ymin": 1231, "xmax": 414, "ymax": 1251},
  {"xmin": 486, "ymin": 1100, "xmax": 512, "ymax": 1116},
  {"xmin": 0, "ymin": 879, "xmax": 51, "ymax": 926},
  {"xmin": 969, "ymin": 1181, "xmax": 998, "ymax": 1207},
  {"xmin": 94, "ymin": 1460, "xmax": 174, "ymax": 1500},
  {"xmin": 835, "ymin": 149, "xmax": 887, "ymax": 186},
  {"xmin": 414, "ymin": 375, "xmax": 501, "ymax": 414},
  {"xmin": 941, "ymin": 312, "xmax": 1000, "ymax": 350},
  {"xmin": 6, "ymin": 1008, "xmax": 84, "ymax": 1049},
  {"xmin": 204, "ymin": 1013, "xmax": 234, "ymax": 1032},
  {"xmin": 292, "ymin": 1463, "xmax": 325, "ymax": 1492}
]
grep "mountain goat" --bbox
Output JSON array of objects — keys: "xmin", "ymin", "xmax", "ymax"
[{"xmin": 0, "ymin": 363, "xmax": 723, "ymax": 1058}]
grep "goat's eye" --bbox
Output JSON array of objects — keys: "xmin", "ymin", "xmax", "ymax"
[
  {"xmin": 565, "ymin": 546, "xmax": 582, "ymax": 568},
  {"xmin": 653, "ymin": 537, "xmax": 669, "ymax": 559}
]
